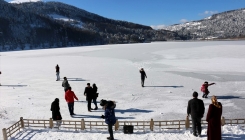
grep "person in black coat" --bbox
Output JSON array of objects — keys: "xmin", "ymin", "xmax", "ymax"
[
  {"xmin": 84, "ymin": 83, "xmax": 93, "ymax": 112},
  {"xmin": 187, "ymin": 91, "xmax": 205, "ymax": 137},
  {"xmin": 50, "ymin": 98, "xmax": 62, "ymax": 120},
  {"xmin": 92, "ymin": 83, "xmax": 98, "ymax": 110},
  {"xmin": 139, "ymin": 68, "xmax": 147, "ymax": 87}
]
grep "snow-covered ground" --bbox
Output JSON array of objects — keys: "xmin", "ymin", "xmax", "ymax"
[{"xmin": 1, "ymin": 41, "xmax": 245, "ymax": 139}]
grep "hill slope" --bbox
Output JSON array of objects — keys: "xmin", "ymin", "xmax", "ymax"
[
  {"xmin": 0, "ymin": 1, "xmax": 184, "ymax": 51},
  {"xmin": 163, "ymin": 8, "xmax": 245, "ymax": 40}
]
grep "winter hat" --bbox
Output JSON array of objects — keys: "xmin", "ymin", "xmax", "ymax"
[
  {"xmin": 193, "ymin": 91, "xmax": 198, "ymax": 97},
  {"xmin": 55, "ymin": 98, "xmax": 59, "ymax": 102}
]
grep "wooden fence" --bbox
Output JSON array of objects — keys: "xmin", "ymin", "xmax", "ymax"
[{"xmin": 2, "ymin": 117, "xmax": 245, "ymax": 140}]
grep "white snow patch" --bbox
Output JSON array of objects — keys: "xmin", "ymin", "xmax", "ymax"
[{"xmin": 9, "ymin": 0, "xmax": 41, "ymax": 4}]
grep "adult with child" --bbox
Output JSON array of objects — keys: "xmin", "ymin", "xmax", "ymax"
[
  {"xmin": 139, "ymin": 68, "xmax": 147, "ymax": 87},
  {"xmin": 55, "ymin": 64, "xmax": 60, "ymax": 81},
  {"xmin": 84, "ymin": 83, "xmax": 93, "ymax": 112},
  {"xmin": 206, "ymin": 95, "xmax": 222, "ymax": 140},
  {"xmin": 101, "ymin": 100, "xmax": 116, "ymax": 140},
  {"xmin": 201, "ymin": 81, "xmax": 215, "ymax": 98},
  {"xmin": 62, "ymin": 77, "xmax": 70, "ymax": 92},
  {"xmin": 92, "ymin": 83, "xmax": 98, "ymax": 110},
  {"xmin": 50, "ymin": 98, "xmax": 62, "ymax": 120},
  {"xmin": 65, "ymin": 87, "xmax": 78, "ymax": 116},
  {"xmin": 187, "ymin": 91, "xmax": 205, "ymax": 137}
]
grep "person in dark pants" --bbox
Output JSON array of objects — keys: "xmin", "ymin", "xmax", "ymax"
[
  {"xmin": 101, "ymin": 101, "xmax": 116, "ymax": 140},
  {"xmin": 55, "ymin": 64, "xmax": 60, "ymax": 81},
  {"xmin": 84, "ymin": 83, "xmax": 93, "ymax": 112},
  {"xmin": 51, "ymin": 98, "xmax": 62, "ymax": 120},
  {"xmin": 65, "ymin": 87, "xmax": 78, "ymax": 116},
  {"xmin": 206, "ymin": 95, "xmax": 222, "ymax": 140},
  {"xmin": 0, "ymin": 71, "xmax": 1, "ymax": 86},
  {"xmin": 92, "ymin": 83, "xmax": 98, "ymax": 110},
  {"xmin": 201, "ymin": 81, "xmax": 215, "ymax": 98},
  {"xmin": 187, "ymin": 91, "xmax": 205, "ymax": 137},
  {"xmin": 62, "ymin": 77, "xmax": 70, "ymax": 92},
  {"xmin": 139, "ymin": 68, "xmax": 147, "ymax": 87}
]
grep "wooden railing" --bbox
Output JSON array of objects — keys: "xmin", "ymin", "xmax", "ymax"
[{"xmin": 2, "ymin": 117, "xmax": 245, "ymax": 140}]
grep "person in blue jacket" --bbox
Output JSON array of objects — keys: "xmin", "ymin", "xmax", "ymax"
[{"xmin": 101, "ymin": 101, "xmax": 116, "ymax": 140}]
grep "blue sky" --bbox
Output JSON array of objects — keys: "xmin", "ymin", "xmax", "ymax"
[{"xmin": 6, "ymin": 0, "xmax": 245, "ymax": 29}]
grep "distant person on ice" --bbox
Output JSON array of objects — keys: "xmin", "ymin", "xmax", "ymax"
[
  {"xmin": 187, "ymin": 91, "xmax": 205, "ymax": 137},
  {"xmin": 139, "ymin": 68, "xmax": 147, "ymax": 87},
  {"xmin": 55, "ymin": 64, "xmax": 60, "ymax": 81},
  {"xmin": 206, "ymin": 95, "xmax": 222, "ymax": 140},
  {"xmin": 65, "ymin": 87, "xmax": 78, "ymax": 116},
  {"xmin": 84, "ymin": 83, "xmax": 93, "ymax": 112},
  {"xmin": 50, "ymin": 98, "xmax": 62, "ymax": 121},
  {"xmin": 92, "ymin": 83, "xmax": 98, "ymax": 110},
  {"xmin": 201, "ymin": 81, "xmax": 215, "ymax": 98},
  {"xmin": 0, "ymin": 71, "xmax": 1, "ymax": 86},
  {"xmin": 62, "ymin": 77, "xmax": 70, "ymax": 92}
]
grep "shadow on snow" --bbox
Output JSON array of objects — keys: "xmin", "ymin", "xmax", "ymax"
[
  {"xmin": 216, "ymin": 95, "xmax": 245, "ymax": 99},
  {"xmin": 144, "ymin": 85, "xmax": 184, "ymax": 88},
  {"xmin": 0, "ymin": 85, "xmax": 27, "ymax": 87},
  {"xmin": 67, "ymin": 78, "xmax": 88, "ymax": 81}
]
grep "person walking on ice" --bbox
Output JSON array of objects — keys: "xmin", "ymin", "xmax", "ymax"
[
  {"xmin": 201, "ymin": 81, "xmax": 215, "ymax": 98},
  {"xmin": 139, "ymin": 68, "xmax": 147, "ymax": 87},
  {"xmin": 55, "ymin": 64, "xmax": 60, "ymax": 81},
  {"xmin": 62, "ymin": 77, "xmax": 70, "ymax": 92},
  {"xmin": 65, "ymin": 87, "xmax": 78, "ymax": 116}
]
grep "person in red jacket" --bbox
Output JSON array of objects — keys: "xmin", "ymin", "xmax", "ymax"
[
  {"xmin": 201, "ymin": 81, "xmax": 215, "ymax": 98},
  {"xmin": 65, "ymin": 87, "xmax": 78, "ymax": 116}
]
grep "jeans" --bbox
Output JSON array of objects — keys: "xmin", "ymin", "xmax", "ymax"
[
  {"xmin": 67, "ymin": 102, "xmax": 74, "ymax": 115},
  {"xmin": 56, "ymin": 72, "xmax": 60, "ymax": 80},
  {"xmin": 108, "ymin": 124, "xmax": 114, "ymax": 139},
  {"xmin": 93, "ymin": 98, "xmax": 98, "ymax": 108},
  {"xmin": 192, "ymin": 117, "xmax": 202, "ymax": 135},
  {"xmin": 141, "ymin": 77, "xmax": 145, "ymax": 86},
  {"xmin": 87, "ymin": 98, "xmax": 92, "ymax": 110}
]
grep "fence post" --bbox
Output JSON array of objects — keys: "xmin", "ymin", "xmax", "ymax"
[
  {"xmin": 49, "ymin": 118, "xmax": 53, "ymax": 128},
  {"xmin": 20, "ymin": 117, "xmax": 24, "ymax": 129},
  {"xmin": 185, "ymin": 116, "xmax": 190, "ymax": 129},
  {"xmin": 221, "ymin": 116, "xmax": 225, "ymax": 126},
  {"xmin": 81, "ymin": 119, "xmax": 85, "ymax": 130},
  {"xmin": 2, "ymin": 128, "xmax": 7, "ymax": 140},
  {"xmin": 150, "ymin": 119, "xmax": 154, "ymax": 131}
]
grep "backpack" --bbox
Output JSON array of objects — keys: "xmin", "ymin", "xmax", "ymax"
[{"xmin": 201, "ymin": 84, "xmax": 205, "ymax": 92}]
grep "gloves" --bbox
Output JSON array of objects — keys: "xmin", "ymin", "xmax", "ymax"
[{"xmin": 101, "ymin": 115, "xmax": 105, "ymax": 119}]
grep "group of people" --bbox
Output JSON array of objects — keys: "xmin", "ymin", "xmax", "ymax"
[
  {"xmin": 62, "ymin": 77, "xmax": 99, "ymax": 114},
  {"xmin": 55, "ymin": 65, "xmax": 222, "ymax": 140},
  {"xmin": 187, "ymin": 92, "xmax": 222, "ymax": 140}
]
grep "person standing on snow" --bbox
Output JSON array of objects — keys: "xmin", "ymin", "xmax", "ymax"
[
  {"xmin": 201, "ymin": 81, "xmax": 215, "ymax": 98},
  {"xmin": 62, "ymin": 77, "xmax": 70, "ymax": 92},
  {"xmin": 101, "ymin": 101, "xmax": 116, "ymax": 140},
  {"xmin": 187, "ymin": 91, "xmax": 205, "ymax": 137},
  {"xmin": 92, "ymin": 83, "xmax": 98, "ymax": 110},
  {"xmin": 139, "ymin": 68, "xmax": 147, "ymax": 87},
  {"xmin": 84, "ymin": 83, "xmax": 93, "ymax": 112},
  {"xmin": 206, "ymin": 95, "xmax": 222, "ymax": 140},
  {"xmin": 65, "ymin": 87, "xmax": 78, "ymax": 116},
  {"xmin": 55, "ymin": 64, "xmax": 60, "ymax": 81},
  {"xmin": 51, "ymin": 98, "xmax": 62, "ymax": 120}
]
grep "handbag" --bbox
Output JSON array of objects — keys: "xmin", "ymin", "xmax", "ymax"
[{"xmin": 123, "ymin": 124, "xmax": 134, "ymax": 134}]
